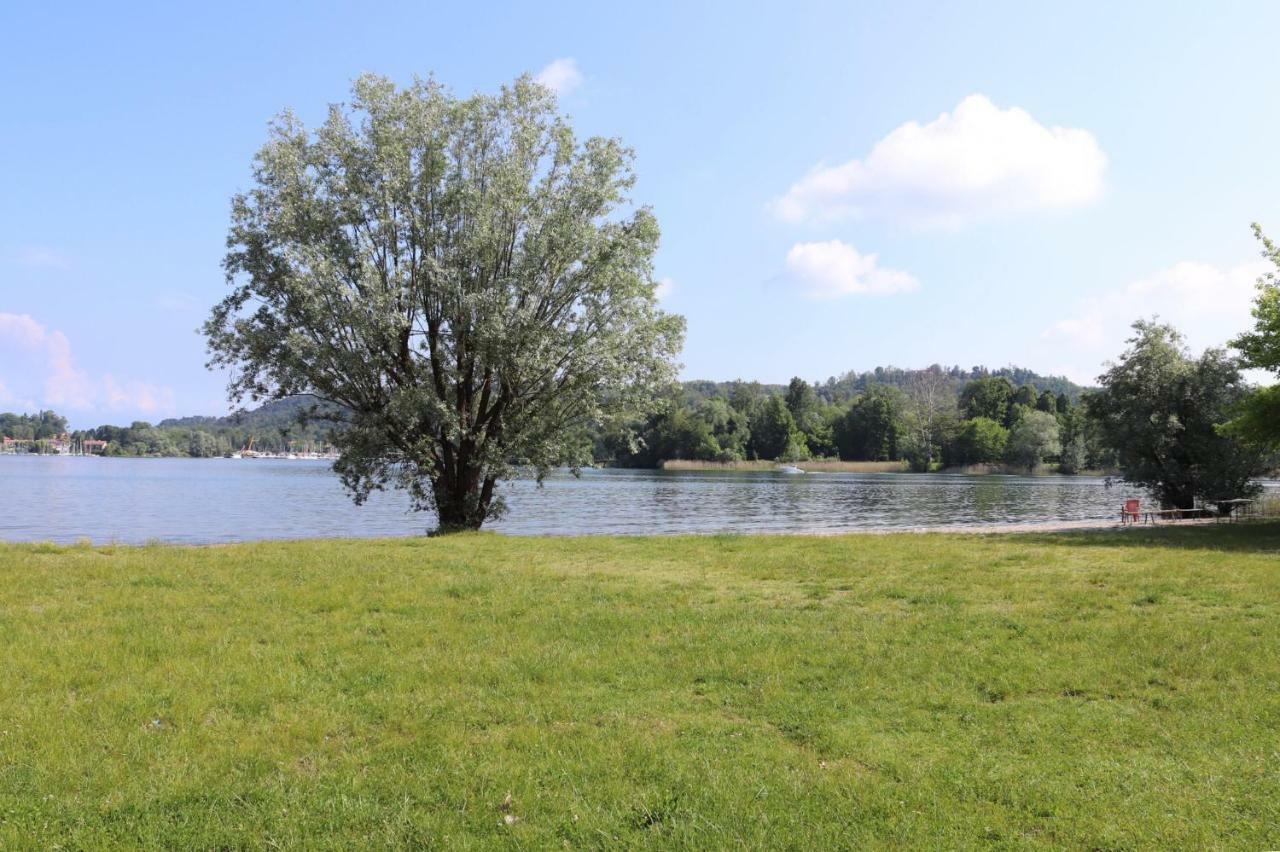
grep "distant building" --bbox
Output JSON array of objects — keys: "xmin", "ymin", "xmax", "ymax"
[
  {"xmin": 1, "ymin": 435, "xmax": 34, "ymax": 453},
  {"xmin": 0, "ymin": 433, "xmax": 104, "ymax": 454}
]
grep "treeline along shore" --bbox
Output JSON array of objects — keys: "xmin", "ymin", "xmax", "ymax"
[
  {"xmin": 6, "ymin": 361, "xmax": 1274, "ymax": 487},
  {"xmin": 0, "ymin": 397, "xmax": 334, "ymax": 458},
  {"xmin": 598, "ymin": 364, "xmax": 1103, "ymax": 474},
  {"xmin": 2, "ymin": 364, "xmax": 1093, "ymax": 471}
]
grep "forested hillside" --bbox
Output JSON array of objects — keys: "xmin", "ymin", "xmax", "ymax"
[
  {"xmin": 1, "ymin": 398, "xmax": 339, "ymax": 457},
  {"xmin": 612, "ymin": 365, "xmax": 1096, "ymax": 471},
  {"xmin": 156, "ymin": 396, "xmax": 340, "ymax": 453},
  {"xmin": 683, "ymin": 365, "xmax": 1085, "ymax": 407}
]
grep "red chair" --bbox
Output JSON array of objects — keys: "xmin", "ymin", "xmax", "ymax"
[{"xmin": 1121, "ymin": 499, "xmax": 1141, "ymax": 525}]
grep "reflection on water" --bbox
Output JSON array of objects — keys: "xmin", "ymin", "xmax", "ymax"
[
  {"xmin": 0, "ymin": 455, "xmax": 1226, "ymax": 544},
  {"xmin": 563, "ymin": 468, "xmax": 1147, "ymax": 535}
]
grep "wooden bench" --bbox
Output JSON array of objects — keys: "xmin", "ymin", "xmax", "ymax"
[
  {"xmin": 1144, "ymin": 508, "xmax": 1184, "ymax": 524},
  {"xmin": 1214, "ymin": 499, "xmax": 1256, "ymax": 522}
]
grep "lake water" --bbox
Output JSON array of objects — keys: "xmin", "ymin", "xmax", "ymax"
[{"xmin": 0, "ymin": 455, "xmax": 1217, "ymax": 544}]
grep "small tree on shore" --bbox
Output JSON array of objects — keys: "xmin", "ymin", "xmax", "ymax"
[
  {"xmin": 1056, "ymin": 406, "xmax": 1088, "ymax": 474},
  {"xmin": 1005, "ymin": 410, "xmax": 1060, "ymax": 471},
  {"xmin": 751, "ymin": 395, "xmax": 801, "ymax": 460},
  {"xmin": 901, "ymin": 368, "xmax": 956, "ymax": 471},
  {"xmin": 836, "ymin": 384, "xmax": 904, "ymax": 461},
  {"xmin": 205, "ymin": 74, "xmax": 685, "ymax": 531},
  {"xmin": 953, "ymin": 417, "xmax": 1008, "ymax": 465}
]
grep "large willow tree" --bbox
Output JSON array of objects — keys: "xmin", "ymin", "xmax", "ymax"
[{"xmin": 205, "ymin": 75, "xmax": 685, "ymax": 531}]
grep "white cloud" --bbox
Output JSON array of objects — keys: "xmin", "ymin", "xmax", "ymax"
[
  {"xmin": 1039, "ymin": 259, "xmax": 1271, "ymax": 381},
  {"xmin": 1041, "ymin": 315, "xmax": 1104, "ymax": 349},
  {"xmin": 14, "ymin": 246, "xmax": 70, "ymax": 270},
  {"xmin": 1124, "ymin": 260, "xmax": 1264, "ymax": 318},
  {"xmin": 771, "ymin": 94, "xmax": 1107, "ymax": 228},
  {"xmin": 0, "ymin": 312, "xmax": 175, "ymax": 416},
  {"xmin": 0, "ymin": 312, "xmax": 47, "ymax": 348},
  {"xmin": 535, "ymin": 58, "xmax": 583, "ymax": 96},
  {"xmin": 155, "ymin": 290, "xmax": 202, "ymax": 312},
  {"xmin": 654, "ymin": 277, "xmax": 674, "ymax": 300},
  {"xmin": 784, "ymin": 240, "xmax": 919, "ymax": 299}
]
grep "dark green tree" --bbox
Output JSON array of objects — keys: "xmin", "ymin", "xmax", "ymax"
[
  {"xmin": 188, "ymin": 431, "xmax": 220, "ymax": 458},
  {"xmin": 696, "ymin": 397, "xmax": 750, "ymax": 461},
  {"xmin": 651, "ymin": 408, "xmax": 720, "ymax": 462},
  {"xmin": 1089, "ymin": 320, "xmax": 1266, "ymax": 509},
  {"xmin": 728, "ymin": 382, "xmax": 767, "ymax": 421},
  {"xmin": 959, "ymin": 376, "xmax": 1013, "ymax": 424},
  {"xmin": 952, "ymin": 417, "xmax": 1009, "ymax": 465},
  {"xmin": 1005, "ymin": 410, "xmax": 1060, "ymax": 472},
  {"xmin": 751, "ymin": 395, "xmax": 799, "ymax": 460},
  {"xmin": 1228, "ymin": 223, "xmax": 1280, "ymax": 448},
  {"xmin": 784, "ymin": 377, "xmax": 818, "ymax": 424},
  {"xmin": 1056, "ymin": 405, "xmax": 1088, "ymax": 475},
  {"xmin": 1012, "ymin": 383, "xmax": 1038, "ymax": 412},
  {"xmin": 0, "ymin": 411, "xmax": 68, "ymax": 441},
  {"xmin": 835, "ymin": 385, "xmax": 904, "ymax": 461},
  {"xmin": 784, "ymin": 377, "xmax": 834, "ymax": 456}
]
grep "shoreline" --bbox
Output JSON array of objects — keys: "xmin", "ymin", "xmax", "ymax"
[
  {"xmin": 3, "ymin": 516, "xmax": 1247, "ymax": 549},
  {"xmin": 816, "ymin": 517, "xmax": 1221, "ymax": 535},
  {"xmin": 648, "ymin": 459, "xmax": 1125, "ymax": 476},
  {"xmin": 655, "ymin": 459, "xmax": 909, "ymax": 473}
]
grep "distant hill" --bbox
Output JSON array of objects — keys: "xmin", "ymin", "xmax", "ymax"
[
  {"xmin": 157, "ymin": 396, "xmax": 345, "ymax": 452},
  {"xmin": 163, "ymin": 366, "xmax": 1088, "ymax": 430},
  {"xmin": 681, "ymin": 365, "xmax": 1089, "ymax": 405},
  {"xmin": 159, "ymin": 396, "xmax": 343, "ymax": 432},
  {"xmin": 817, "ymin": 365, "xmax": 1089, "ymax": 403}
]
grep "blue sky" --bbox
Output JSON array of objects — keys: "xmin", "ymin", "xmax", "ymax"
[{"xmin": 4, "ymin": 1, "xmax": 1280, "ymax": 427}]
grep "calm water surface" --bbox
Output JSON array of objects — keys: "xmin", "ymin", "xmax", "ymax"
[{"xmin": 0, "ymin": 455, "xmax": 1220, "ymax": 544}]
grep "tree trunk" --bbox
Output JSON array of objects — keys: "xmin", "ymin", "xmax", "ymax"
[
  {"xmin": 1159, "ymin": 487, "xmax": 1196, "ymax": 511},
  {"xmin": 432, "ymin": 463, "xmax": 493, "ymax": 533}
]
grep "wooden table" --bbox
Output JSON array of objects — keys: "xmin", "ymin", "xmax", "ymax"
[
  {"xmin": 1144, "ymin": 508, "xmax": 1214, "ymax": 524},
  {"xmin": 1214, "ymin": 499, "xmax": 1256, "ymax": 522}
]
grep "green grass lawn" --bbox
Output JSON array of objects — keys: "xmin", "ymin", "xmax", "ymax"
[{"xmin": 2, "ymin": 526, "xmax": 1279, "ymax": 849}]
